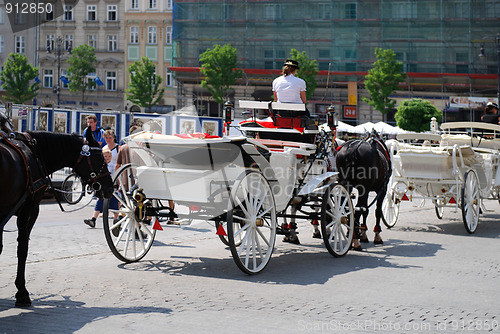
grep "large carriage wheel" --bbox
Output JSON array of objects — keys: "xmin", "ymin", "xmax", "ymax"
[
  {"xmin": 320, "ymin": 184, "xmax": 354, "ymax": 257},
  {"xmin": 461, "ymin": 169, "xmax": 480, "ymax": 234},
  {"xmin": 227, "ymin": 170, "xmax": 276, "ymax": 274},
  {"xmin": 433, "ymin": 198, "xmax": 445, "ymax": 220},
  {"xmin": 103, "ymin": 164, "xmax": 156, "ymax": 262},
  {"xmin": 61, "ymin": 173, "xmax": 86, "ymax": 204},
  {"xmin": 381, "ymin": 186, "xmax": 399, "ymax": 228}
]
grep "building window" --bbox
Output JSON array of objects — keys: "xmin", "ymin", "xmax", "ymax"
[
  {"xmin": 166, "ymin": 69, "xmax": 174, "ymax": 87},
  {"xmin": 148, "ymin": 0, "xmax": 157, "ymax": 10},
  {"xmin": 45, "ymin": 10, "xmax": 53, "ymax": 21},
  {"xmin": 148, "ymin": 26, "xmax": 157, "ymax": 44},
  {"xmin": 454, "ymin": 2, "xmax": 468, "ymax": 18},
  {"xmin": 108, "ymin": 35, "xmax": 117, "ymax": 51},
  {"xmin": 264, "ymin": 4, "xmax": 282, "ymax": 20},
  {"xmin": 130, "ymin": 26, "xmax": 139, "ymax": 44},
  {"xmin": 165, "ymin": 26, "xmax": 172, "ymax": 45},
  {"xmin": 15, "ymin": 36, "xmax": 25, "ymax": 53},
  {"xmin": 15, "ymin": 12, "xmax": 26, "ymax": 25},
  {"xmin": 106, "ymin": 71, "xmax": 116, "ymax": 91},
  {"xmin": 44, "ymin": 69, "xmax": 53, "ymax": 88},
  {"xmin": 264, "ymin": 49, "xmax": 285, "ymax": 69},
  {"xmin": 392, "ymin": 2, "xmax": 417, "ymax": 19},
  {"xmin": 64, "ymin": 35, "xmax": 73, "ymax": 51},
  {"xmin": 318, "ymin": 4, "xmax": 331, "ymax": 19},
  {"xmin": 46, "ymin": 34, "xmax": 54, "ymax": 50},
  {"xmin": 107, "ymin": 5, "xmax": 117, "ymax": 21},
  {"xmin": 0, "ymin": 7, "xmax": 4, "ymax": 24},
  {"xmin": 88, "ymin": 35, "xmax": 97, "ymax": 49},
  {"xmin": 131, "ymin": 0, "xmax": 139, "ymax": 10},
  {"xmin": 64, "ymin": 5, "xmax": 73, "ymax": 21},
  {"xmin": 0, "ymin": 36, "xmax": 4, "ymax": 53},
  {"xmin": 87, "ymin": 72, "xmax": 97, "ymax": 90},
  {"xmin": 345, "ymin": 3, "xmax": 356, "ymax": 19},
  {"xmin": 166, "ymin": 0, "xmax": 173, "ymax": 10},
  {"xmin": 485, "ymin": 1, "xmax": 500, "ymax": 18},
  {"xmin": 87, "ymin": 5, "xmax": 97, "ymax": 21}
]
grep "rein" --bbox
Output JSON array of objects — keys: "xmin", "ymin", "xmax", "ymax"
[{"xmin": 73, "ymin": 144, "xmax": 110, "ymax": 192}]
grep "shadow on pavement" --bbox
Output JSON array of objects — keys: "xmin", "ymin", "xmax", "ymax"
[
  {"xmin": 116, "ymin": 238, "xmax": 441, "ymax": 286},
  {"xmin": 0, "ymin": 295, "xmax": 172, "ymax": 334}
]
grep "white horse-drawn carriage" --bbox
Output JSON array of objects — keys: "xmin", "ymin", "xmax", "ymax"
[
  {"xmin": 382, "ymin": 122, "xmax": 500, "ymax": 233},
  {"xmin": 103, "ymin": 101, "xmax": 355, "ymax": 274}
]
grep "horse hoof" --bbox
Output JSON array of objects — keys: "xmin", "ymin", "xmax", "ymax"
[
  {"xmin": 350, "ymin": 245, "xmax": 363, "ymax": 251},
  {"xmin": 15, "ymin": 297, "xmax": 32, "ymax": 308},
  {"xmin": 283, "ymin": 235, "xmax": 300, "ymax": 245},
  {"xmin": 374, "ymin": 239, "xmax": 384, "ymax": 245},
  {"xmin": 312, "ymin": 231, "xmax": 321, "ymax": 239}
]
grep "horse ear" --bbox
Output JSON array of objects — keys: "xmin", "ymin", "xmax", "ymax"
[{"xmin": 85, "ymin": 126, "xmax": 99, "ymax": 147}]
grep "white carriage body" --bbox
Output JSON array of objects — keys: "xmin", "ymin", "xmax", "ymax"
[{"xmin": 391, "ymin": 122, "xmax": 500, "ymax": 202}]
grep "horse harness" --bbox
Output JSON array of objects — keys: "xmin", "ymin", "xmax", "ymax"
[{"xmin": 73, "ymin": 143, "xmax": 110, "ymax": 192}]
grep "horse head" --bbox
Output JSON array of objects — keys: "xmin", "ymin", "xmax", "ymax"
[{"xmin": 72, "ymin": 128, "xmax": 113, "ymax": 198}]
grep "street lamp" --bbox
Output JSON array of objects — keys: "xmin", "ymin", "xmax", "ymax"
[
  {"xmin": 478, "ymin": 32, "xmax": 500, "ymax": 106},
  {"xmin": 46, "ymin": 36, "xmax": 72, "ymax": 106}
]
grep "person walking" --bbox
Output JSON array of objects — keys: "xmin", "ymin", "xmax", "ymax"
[{"xmin": 82, "ymin": 115, "xmax": 105, "ymax": 148}]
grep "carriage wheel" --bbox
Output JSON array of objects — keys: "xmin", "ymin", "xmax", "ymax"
[
  {"xmin": 103, "ymin": 164, "xmax": 156, "ymax": 262},
  {"xmin": 61, "ymin": 173, "xmax": 85, "ymax": 204},
  {"xmin": 433, "ymin": 198, "xmax": 445, "ymax": 220},
  {"xmin": 382, "ymin": 189, "xmax": 400, "ymax": 228},
  {"xmin": 227, "ymin": 170, "xmax": 276, "ymax": 274},
  {"xmin": 461, "ymin": 170, "xmax": 480, "ymax": 234},
  {"xmin": 320, "ymin": 184, "xmax": 354, "ymax": 257}
]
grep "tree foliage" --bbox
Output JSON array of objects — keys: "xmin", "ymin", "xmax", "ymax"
[
  {"xmin": 126, "ymin": 57, "xmax": 166, "ymax": 112},
  {"xmin": 0, "ymin": 53, "xmax": 39, "ymax": 104},
  {"xmin": 395, "ymin": 98, "xmax": 442, "ymax": 132},
  {"xmin": 199, "ymin": 44, "xmax": 242, "ymax": 105},
  {"xmin": 67, "ymin": 44, "xmax": 97, "ymax": 108},
  {"xmin": 289, "ymin": 49, "xmax": 318, "ymax": 101},
  {"xmin": 362, "ymin": 48, "xmax": 407, "ymax": 114}
]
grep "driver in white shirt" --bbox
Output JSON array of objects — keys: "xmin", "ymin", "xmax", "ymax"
[{"xmin": 272, "ymin": 59, "xmax": 307, "ymax": 104}]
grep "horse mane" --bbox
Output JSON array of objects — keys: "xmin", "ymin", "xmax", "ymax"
[{"xmin": 0, "ymin": 112, "xmax": 14, "ymax": 132}]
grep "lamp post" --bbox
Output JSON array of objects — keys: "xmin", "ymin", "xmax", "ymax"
[
  {"xmin": 478, "ymin": 32, "xmax": 500, "ymax": 106},
  {"xmin": 46, "ymin": 36, "xmax": 72, "ymax": 106}
]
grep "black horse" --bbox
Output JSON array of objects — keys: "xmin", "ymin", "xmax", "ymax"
[
  {"xmin": 0, "ymin": 118, "xmax": 113, "ymax": 307},
  {"xmin": 335, "ymin": 130, "xmax": 391, "ymax": 250}
]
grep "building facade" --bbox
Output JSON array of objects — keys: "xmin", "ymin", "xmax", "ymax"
[
  {"xmin": 171, "ymin": 0, "xmax": 500, "ymax": 123},
  {"xmin": 124, "ymin": 0, "xmax": 176, "ymax": 113},
  {"xmin": 37, "ymin": 0, "xmax": 125, "ymax": 110}
]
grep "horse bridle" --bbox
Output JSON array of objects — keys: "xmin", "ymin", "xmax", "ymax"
[{"xmin": 73, "ymin": 142, "xmax": 110, "ymax": 192}]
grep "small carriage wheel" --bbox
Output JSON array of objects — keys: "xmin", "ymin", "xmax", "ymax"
[
  {"xmin": 61, "ymin": 173, "xmax": 85, "ymax": 204},
  {"xmin": 227, "ymin": 170, "xmax": 276, "ymax": 274},
  {"xmin": 103, "ymin": 164, "xmax": 156, "ymax": 262},
  {"xmin": 381, "ymin": 178, "xmax": 399, "ymax": 228},
  {"xmin": 432, "ymin": 198, "xmax": 445, "ymax": 220},
  {"xmin": 320, "ymin": 183, "xmax": 354, "ymax": 257},
  {"xmin": 461, "ymin": 169, "xmax": 480, "ymax": 234}
]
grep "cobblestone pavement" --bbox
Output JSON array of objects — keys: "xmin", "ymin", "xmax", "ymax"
[{"xmin": 1, "ymin": 198, "xmax": 499, "ymax": 333}]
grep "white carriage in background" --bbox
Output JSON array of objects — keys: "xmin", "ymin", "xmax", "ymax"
[
  {"xmin": 383, "ymin": 122, "xmax": 500, "ymax": 233},
  {"xmin": 103, "ymin": 101, "xmax": 355, "ymax": 274}
]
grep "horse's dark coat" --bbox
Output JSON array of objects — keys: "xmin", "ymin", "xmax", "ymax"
[
  {"xmin": 0, "ymin": 115, "xmax": 112, "ymax": 306},
  {"xmin": 335, "ymin": 131, "xmax": 391, "ymax": 242}
]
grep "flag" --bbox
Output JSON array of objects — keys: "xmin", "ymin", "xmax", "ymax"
[
  {"xmin": 94, "ymin": 77, "xmax": 104, "ymax": 86},
  {"xmin": 34, "ymin": 76, "xmax": 41, "ymax": 83},
  {"xmin": 60, "ymin": 76, "xmax": 70, "ymax": 85}
]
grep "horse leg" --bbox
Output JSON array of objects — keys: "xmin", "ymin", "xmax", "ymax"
[
  {"xmin": 359, "ymin": 209, "xmax": 369, "ymax": 243},
  {"xmin": 373, "ymin": 188, "xmax": 386, "ymax": 245},
  {"xmin": 352, "ymin": 191, "xmax": 368, "ymax": 251},
  {"xmin": 15, "ymin": 204, "xmax": 39, "ymax": 307}
]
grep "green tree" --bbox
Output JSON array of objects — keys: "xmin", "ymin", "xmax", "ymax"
[
  {"xmin": 362, "ymin": 48, "xmax": 407, "ymax": 115},
  {"xmin": 200, "ymin": 44, "xmax": 242, "ymax": 106},
  {"xmin": 289, "ymin": 49, "xmax": 319, "ymax": 101},
  {"xmin": 67, "ymin": 44, "xmax": 97, "ymax": 108},
  {"xmin": 395, "ymin": 98, "xmax": 442, "ymax": 132},
  {"xmin": 126, "ymin": 57, "xmax": 166, "ymax": 112},
  {"xmin": 0, "ymin": 53, "xmax": 39, "ymax": 104}
]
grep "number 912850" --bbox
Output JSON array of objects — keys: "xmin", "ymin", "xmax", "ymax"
[{"xmin": 5, "ymin": 2, "xmax": 53, "ymax": 14}]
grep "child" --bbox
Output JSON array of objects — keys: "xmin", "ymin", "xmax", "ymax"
[{"xmin": 84, "ymin": 149, "xmax": 119, "ymax": 228}]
